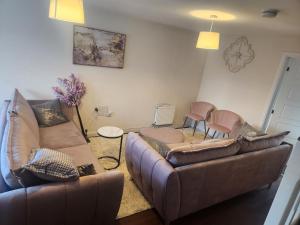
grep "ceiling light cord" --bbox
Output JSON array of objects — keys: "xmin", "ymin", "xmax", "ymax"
[
  {"xmin": 196, "ymin": 14, "xmax": 220, "ymax": 50},
  {"xmin": 209, "ymin": 20, "xmax": 214, "ymax": 32},
  {"xmin": 209, "ymin": 15, "xmax": 217, "ymax": 32}
]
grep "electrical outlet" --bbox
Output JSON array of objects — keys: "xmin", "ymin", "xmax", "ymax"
[{"xmin": 94, "ymin": 106, "xmax": 112, "ymax": 117}]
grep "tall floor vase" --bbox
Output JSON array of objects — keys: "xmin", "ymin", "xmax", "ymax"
[{"xmin": 75, "ymin": 105, "xmax": 90, "ymax": 143}]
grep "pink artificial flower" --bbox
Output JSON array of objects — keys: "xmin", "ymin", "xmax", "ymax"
[{"xmin": 52, "ymin": 74, "xmax": 86, "ymax": 107}]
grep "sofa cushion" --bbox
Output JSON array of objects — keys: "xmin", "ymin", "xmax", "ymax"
[
  {"xmin": 1, "ymin": 90, "xmax": 40, "ymax": 189},
  {"xmin": 140, "ymin": 127, "xmax": 184, "ymax": 156},
  {"xmin": 8, "ymin": 89, "xmax": 39, "ymax": 139},
  {"xmin": 39, "ymin": 121, "xmax": 86, "ymax": 149},
  {"xmin": 31, "ymin": 99, "xmax": 68, "ymax": 127},
  {"xmin": 23, "ymin": 148, "xmax": 80, "ymax": 182},
  {"xmin": 1, "ymin": 114, "xmax": 39, "ymax": 189},
  {"xmin": 230, "ymin": 122, "xmax": 265, "ymax": 139},
  {"xmin": 140, "ymin": 127, "xmax": 184, "ymax": 144},
  {"xmin": 57, "ymin": 144, "xmax": 104, "ymax": 173},
  {"xmin": 165, "ymin": 139, "xmax": 240, "ymax": 167},
  {"xmin": 28, "ymin": 100, "xmax": 74, "ymax": 121},
  {"xmin": 77, "ymin": 164, "xmax": 97, "ymax": 177},
  {"xmin": 12, "ymin": 144, "xmax": 103, "ymax": 188},
  {"xmin": 238, "ymin": 131, "xmax": 290, "ymax": 153}
]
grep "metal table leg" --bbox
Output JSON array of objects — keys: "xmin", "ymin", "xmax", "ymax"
[{"xmin": 98, "ymin": 135, "xmax": 123, "ymax": 170}]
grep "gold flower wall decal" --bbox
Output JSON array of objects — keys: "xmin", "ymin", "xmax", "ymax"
[{"xmin": 223, "ymin": 36, "xmax": 255, "ymax": 73}]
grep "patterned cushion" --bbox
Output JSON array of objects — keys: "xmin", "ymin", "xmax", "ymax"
[
  {"xmin": 23, "ymin": 148, "xmax": 79, "ymax": 182},
  {"xmin": 31, "ymin": 99, "xmax": 68, "ymax": 127}
]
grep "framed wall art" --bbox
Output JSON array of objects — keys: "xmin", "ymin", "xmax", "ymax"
[{"xmin": 73, "ymin": 26, "xmax": 126, "ymax": 68}]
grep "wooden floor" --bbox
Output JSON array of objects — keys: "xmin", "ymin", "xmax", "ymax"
[{"xmin": 117, "ymin": 180, "xmax": 280, "ymax": 225}]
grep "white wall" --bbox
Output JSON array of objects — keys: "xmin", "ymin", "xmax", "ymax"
[
  {"xmin": 0, "ymin": 0, "xmax": 206, "ymax": 132},
  {"xmin": 197, "ymin": 34, "xmax": 300, "ymax": 128},
  {"xmin": 264, "ymin": 140, "xmax": 300, "ymax": 225}
]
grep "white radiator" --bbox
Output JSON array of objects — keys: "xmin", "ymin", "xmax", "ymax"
[{"xmin": 153, "ymin": 104, "xmax": 175, "ymax": 126}]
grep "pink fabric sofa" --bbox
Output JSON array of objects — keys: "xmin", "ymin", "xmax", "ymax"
[
  {"xmin": 0, "ymin": 100, "xmax": 124, "ymax": 225},
  {"xmin": 125, "ymin": 132, "xmax": 292, "ymax": 224}
]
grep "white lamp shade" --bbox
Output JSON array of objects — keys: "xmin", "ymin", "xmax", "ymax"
[
  {"xmin": 196, "ymin": 31, "xmax": 220, "ymax": 50},
  {"xmin": 49, "ymin": 0, "xmax": 85, "ymax": 24}
]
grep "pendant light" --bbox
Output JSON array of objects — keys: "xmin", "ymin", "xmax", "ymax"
[
  {"xmin": 196, "ymin": 15, "xmax": 220, "ymax": 50},
  {"xmin": 49, "ymin": 0, "xmax": 85, "ymax": 24}
]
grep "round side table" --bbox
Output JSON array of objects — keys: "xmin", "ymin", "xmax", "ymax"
[{"xmin": 97, "ymin": 126, "xmax": 124, "ymax": 170}]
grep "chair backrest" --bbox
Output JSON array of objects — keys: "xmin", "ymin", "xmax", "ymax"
[
  {"xmin": 190, "ymin": 102, "xmax": 215, "ymax": 120},
  {"xmin": 210, "ymin": 110, "xmax": 241, "ymax": 131}
]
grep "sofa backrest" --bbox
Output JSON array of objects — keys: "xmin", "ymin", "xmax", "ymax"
[
  {"xmin": 0, "ymin": 101, "xmax": 11, "ymax": 193},
  {"xmin": 174, "ymin": 143, "xmax": 292, "ymax": 218}
]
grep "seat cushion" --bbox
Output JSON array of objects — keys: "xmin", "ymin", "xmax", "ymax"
[
  {"xmin": 57, "ymin": 144, "xmax": 104, "ymax": 173},
  {"xmin": 140, "ymin": 127, "xmax": 184, "ymax": 144},
  {"xmin": 40, "ymin": 121, "xmax": 86, "ymax": 149},
  {"xmin": 139, "ymin": 127, "xmax": 184, "ymax": 156},
  {"xmin": 165, "ymin": 139, "xmax": 240, "ymax": 167}
]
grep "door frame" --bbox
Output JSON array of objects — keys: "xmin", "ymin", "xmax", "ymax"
[{"xmin": 262, "ymin": 52, "xmax": 300, "ymax": 132}]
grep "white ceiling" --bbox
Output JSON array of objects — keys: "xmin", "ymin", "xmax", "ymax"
[{"xmin": 89, "ymin": 0, "xmax": 300, "ymax": 37}]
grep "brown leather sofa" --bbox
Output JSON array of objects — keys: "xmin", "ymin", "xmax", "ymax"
[
  {"xmin": 0, "ymin": 100, "xmax": 124, "ymax": 225},
  {"xmin": 125, "ymin": 132, "xmax": 292, "ymax": 224}
]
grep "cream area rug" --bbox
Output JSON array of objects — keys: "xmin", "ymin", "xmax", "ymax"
[{"xmin": 89, "ymin": 128, "xmax": 204, "ymax": 219}]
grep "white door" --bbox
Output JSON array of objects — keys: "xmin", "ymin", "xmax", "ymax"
[{"xmin": 267, "ymin": 57, "xmax": 300, "ymax": 145}]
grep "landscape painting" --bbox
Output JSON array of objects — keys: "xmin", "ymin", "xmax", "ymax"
[{"xmin": 73, "ymin": 26, "xmax": 126, "ymax": 68}]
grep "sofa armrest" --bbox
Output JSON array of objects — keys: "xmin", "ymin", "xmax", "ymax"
[
  {"xmin": 0, "ymin": 171, "xmax": 124, "ymax": 225},
  {"xmin": 125, "ymin": 132, "xmax": 180, "ymax": 223}
]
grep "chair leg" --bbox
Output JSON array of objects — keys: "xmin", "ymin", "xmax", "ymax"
[
  {"xmin": 182, "ymin": 117, "xmax": 188, "ymax": 129},
  {"xmin": 212, "ymin": 130, "xmax": 217, "ymax": 139},
  {"xmin": 223, "ymin": 133, "xmax": 225, "ymax": 138},
  {"xmin": 204, "ymin": 128, "xmax": 210, "ymax": 140},
  {"xmin": 203, "ymin": 120, "xmax": 207, "ymax": 134},
  {"xmin": 193, "ymin": 121, "xmax": 198, "ymax": 136}
]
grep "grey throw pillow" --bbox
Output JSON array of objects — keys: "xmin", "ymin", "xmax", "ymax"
[
  {"xmin": 22, "ymin": 148, "xmax": 79, "ymax": 182},
  {"xmin": 238, "ymin": 131, "xmax": 290, "ymax": 153},
  {"xmin": 31, "ymin": 99, "xmax": 68, "ymax": 127},
  {"xmin": 230, "ymin": 122, "xmax": 266, "ymax": 139}
]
